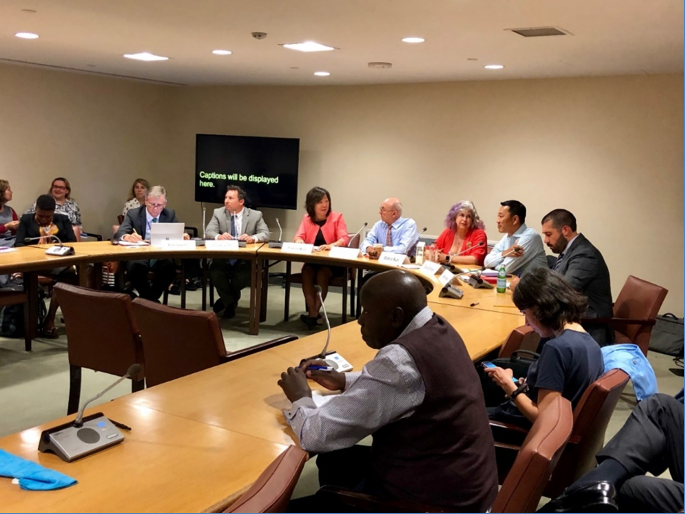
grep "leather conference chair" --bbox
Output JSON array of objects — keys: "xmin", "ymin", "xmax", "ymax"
[
  {"xmin": 491, "ymin": 368, "xmax": 630, "ymax": 497},
  {"xmin": 497, "ymin": 325, "xmax": 541, "ymax": 359},
  {"xmin": 315, "ymin": 396, "xmax": 573, "ymax": 513},
  {"xmin": 0, "ymin": 289, "xmax": 31, "ymax": 351},
  {"xmin": 584, "ymin": 275, "xmax": 667, "ymax": 356},
  {"xmin": 222, "ymin": 445, "xmax": 308, "ymax": 513},
  {"xmin": 283, "ymin": 232, "xmax": 361, "ymax": 324},
  {"xmin": 54, "ymin": 283, "xmax": 145, "ymax": 415},
  {"xmin": 131, "ymin": 298, "xmax": 298, "ymax": 387}
]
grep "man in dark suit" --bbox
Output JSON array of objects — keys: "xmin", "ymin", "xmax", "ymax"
[
  {"xmin": 205, "ymin": 185, "xmax": 270, "ymax": 318},
  {"xmin": 114, "ymin": 185, "xmax": 189, "ymax": 301},
  {"xmin": 541, "ymin": 209, "xmax": 614, "ymax": 345},
  {"xmin": 16, "ymin": 194, "xmax": 77, "ymax": 337}
]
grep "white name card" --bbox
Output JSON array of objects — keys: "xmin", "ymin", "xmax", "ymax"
[
  {"xmin": 439, "ymin": 269, "xmax": 456, "ymax": 287},
  {"xmin": 329, "ymin": 247, "xmax": 361, "ymax": 260},
  {"xmin": 281, "ymin": 242, "xmax": 314, "ymax": 254},
  {"xmin": 160, "ymin": 240, "xmax": 196, "ymax": 251},
  {"xmin": 378, "ymin": 252, "xmax": 406, "ymax": 266},
  {"xmin": 419, "ymin": 260, "xmax": 441, "ymax": 275},
  {"xmin": 205, "ymin": 239, "xmax": 239, "ymax": 251}
]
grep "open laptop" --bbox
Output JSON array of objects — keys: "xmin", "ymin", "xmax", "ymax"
[{"xmin": 150, "ymin": 222, "xmax": 185, "ymax": 246}]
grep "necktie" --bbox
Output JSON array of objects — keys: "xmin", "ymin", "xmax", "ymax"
[
  {"xmin": 553, "ymin": 252, "xmax": 564, "ymax": 270},
  {"xmin": 229, "ymin": 215, "xmax": 237, "ymax": 265},
  {"xmin": 152, "ymin": 217, "xmax": 158, "ymax": 223},
  {"xmin": 385, "ymin": 225, "xmax": 392, "ymax": 247}
]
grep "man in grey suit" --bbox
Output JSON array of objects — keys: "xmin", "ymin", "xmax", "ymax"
[
  {"xmin": 541, "ymin": 209, "xmax": 614, "ymax": 345},
  {"xmin": 206, "ymin": 185, "xmax": 270, "ymax": 318},
  {"xmin": 115, "ymin": 185, "xmax": 189, "ymax": 301}
]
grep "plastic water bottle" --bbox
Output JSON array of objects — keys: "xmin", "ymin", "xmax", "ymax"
[{"xmin": 497, "ymin": 264, "xmax": 507, "ymax": 293}]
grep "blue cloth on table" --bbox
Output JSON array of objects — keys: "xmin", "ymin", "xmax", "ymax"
[
  {"xmin": 601, "ymin": 343, "xmax": 658, "ymax": 401},
  {"xmin": 0, "ymin": 449, "xmax": 77, "ymax": 491}
]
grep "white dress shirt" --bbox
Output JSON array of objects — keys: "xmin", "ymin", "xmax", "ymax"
[{"xmin": 483, "ymin": 223, "xmax": 547, "ymax": 276}]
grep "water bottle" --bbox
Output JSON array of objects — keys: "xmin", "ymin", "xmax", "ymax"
[{"xmin": 496, "ymin": 264, "xmax": 507, "ymax": 293}]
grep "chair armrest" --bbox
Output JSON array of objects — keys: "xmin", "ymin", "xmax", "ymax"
[
  {"xmin": 185, "ymin": 226, "xmax": 199, "ymax": 238},
  {"xmin": 81, "ymin": 232, "xmax": 103, "ymax": 241},
  {"xmin": 315, "ymin": 486, "xmax": 448, "ymax": 513},
  {"xmin": 224, "ymin": 335, "xmax": 298, "ymax": 362},
  {"xmin": 583, "ymin": 317, "xmax": 656, "ymax": 327},
  {"xmin": 490, "ymin": 420, "xmax": 529, "ymax": 448}
]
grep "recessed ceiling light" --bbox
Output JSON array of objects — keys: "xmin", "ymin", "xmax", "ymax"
[
  {"xmin": 282, "ymin": 41, "xmax": 335, "ymax": 52},
  {"xmin": 402, "ymin": 37, "xmax": 425, "ymax": 43},
  {"xmin": 15, "ymin": 32, "xmax": 39, "ymax": 39},
  {"xmin": 314, "ymin": 71, "xmax": 330, "ymax": 77},
  {"xmin": 212, "ymin": 49, "xmax": 232, "ymax": 55},
  {"xmin": 484, "ymin": 64, "xmax": 504, "ymax": 70},
  {"xmin": 123, "ymin": 52, "xmax": 169, "ymax": 62}
]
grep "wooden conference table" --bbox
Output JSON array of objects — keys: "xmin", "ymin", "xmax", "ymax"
[
  {"xmin": 1, "ymin": 241, "xmax": 520, "ymax": 340},
  {"xmin": 0, "ymin": 265, "xmax": 523, "ymax": 512}
]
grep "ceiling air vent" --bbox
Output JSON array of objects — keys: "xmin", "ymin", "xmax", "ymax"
[{"xmin": 507, "ymin": 27, "xmax": 569, "ymax": 37}]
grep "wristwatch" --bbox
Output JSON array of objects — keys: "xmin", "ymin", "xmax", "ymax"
[{"xmin": 506, "ymin": 382, "xmax": 529, "ymax": 400}]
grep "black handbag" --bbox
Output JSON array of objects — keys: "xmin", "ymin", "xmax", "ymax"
[{"xmin": 480, "ymin": 350, "xmax": 540, "ymax": 407}]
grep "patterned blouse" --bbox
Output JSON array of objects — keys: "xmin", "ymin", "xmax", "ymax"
[
  {"xmin": 26, "ymin": 198, "xmax": 82, "ymax": 226},
  {"xmin": 122, "ymin": 198, "xmax": 141, "ymax": 217}
]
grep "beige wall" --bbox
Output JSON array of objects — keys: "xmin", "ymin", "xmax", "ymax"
[{"xmin": 1, "ymin": 62, "xmax": 682, "ymax": 314}]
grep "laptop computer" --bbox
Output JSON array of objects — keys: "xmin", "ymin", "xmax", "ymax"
[{"xmin": 150, "ymin": 223, "xmax": 185, "ymax": 247}]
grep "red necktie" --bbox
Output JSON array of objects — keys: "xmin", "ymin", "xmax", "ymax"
[{"xmin": 385, "ymin": 225, "xmax": 392, "ymax": 247}]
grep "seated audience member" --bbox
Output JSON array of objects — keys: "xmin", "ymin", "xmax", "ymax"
[
  {"xmin": 122, "ymin": 178, "xmax": 150, "ymax": 217},
  {"xmin": 294, "ymin": 187, "xmax": 349, "ymax": 329},
  {"xmin": 541, "ymin": 392, "xmax": 683, "ymax": 513},
  {"xmin": 114, "ymin": 185, "xmax": 189, "ymax": 301},
  {"xmin": 279, "ymin": 270, "xmax": 497, "ymax": 512},
  {"xmin": 434, "ymin": 200, "xmax": 487, "ymax": 266},
  {"xmin": 541, "ymin": 208, "xmax": 614, "ymax": 345},
  {"xmin": 484, "ymin": 267, "xmax": 603, "ymax": 428},
  {"xmin": 26, "ymin": 177, "xmax": 83, "ymax": 239},
  {"xmin": 205, "ymin": 185, "xmax": 270, "ymax": 319},
  {"xmin": 360, "ymin": 197, "xmax": 419, "ymax": 258},
  {"xmin": 484, "ymin": 200, "xmax": 547, "ymax": 276},
  {"xmin": 0, "ymin": 180, "xmax": 19, "ymax": 247},
  {"xmin": 16, "ymin": 194, "xmax": 77, "ymax": 338}
]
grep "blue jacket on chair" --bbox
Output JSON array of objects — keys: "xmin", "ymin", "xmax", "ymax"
[{"xmin": 601, "ymin": 344, "xmax": 658, "ymax": 401}]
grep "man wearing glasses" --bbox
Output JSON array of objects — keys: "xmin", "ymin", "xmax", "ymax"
[
  {"xmin": 115, "ymin": 185, "xmax": 189, "ymax": 301},
  {"xmin": 360, "ymin": 197, "xmax": 419, "ymax": 258}
]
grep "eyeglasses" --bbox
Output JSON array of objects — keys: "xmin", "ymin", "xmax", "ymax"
[
  {"xmin": 148, "ymin": 202, "xmax": 166, "ymax": 209},
  {"xmin": 52, "ymin": 185, "xmax": 67, "ymax": 190}
]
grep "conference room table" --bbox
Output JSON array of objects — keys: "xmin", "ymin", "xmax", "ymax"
[{"xmin": 0, "ymin": 286, "xmax": 523, "ymax": 512}]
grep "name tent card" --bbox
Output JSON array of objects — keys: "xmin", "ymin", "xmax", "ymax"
[
  {"xmin": 439, "ymin": 269, "xmax": 456, "ymax": 287},
  {"xmin": 281, "ymin": 242, "xmax": 314, "ymax": 254},
  {"xmin": 329, "ymin": 247, "xmax": 361, "ymax": 260},
  {"xmin": 160, "ymin": 240, "xmax": 196, "ymax": 251},
  {"xmin": 419, "ymin": 260, "xmax": 441, "ymax": 275},
  {"xmin": 378, "ymin": 252, "xmax": 406, "ymax": 266},
  {"xmin": 205, "ymin": 240, "xmax": 239, "ymax": 251}
]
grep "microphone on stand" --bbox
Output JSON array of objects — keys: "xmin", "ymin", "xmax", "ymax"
[
  {"xmin": 269, "ymin": 217, "xmax": 284, "ymax": 248},
  {"xmin": 25, "ymin": 234, "xmax": 64, "ymax": 247},
  {"xmin": 315, "ymin": 285, "xmax": 331, "ymax": 358},
  {"xmin": 25, "ymin": 235, "xmax": 75, "ymax": 255},
  {"xmin": 347, "ymin": 222, "xmax": 368, "ymax": 248},
  {"xmin": 419, "ymin": 227, "xmax": 428, "ymax": 236},
  {"xmin": 449, "ymin": 240, "xmax": 485, "ymax": 258},
  {"xmin": 202, "ymin": 206, "xmax": 206, "ymax": 239},
  {"xmin": 74, "ymin": 364, "xmax": 142, "ymax": 427}
]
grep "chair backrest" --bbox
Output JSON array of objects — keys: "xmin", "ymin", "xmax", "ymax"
[
  {"xmin": 347, "ymin": 232, "xmax": 361, "ymax": 280},
  {"xmin": 117, "ymin": 214, "xmax": 124, "ymax": 225},
  {"xmin": 224, "ymin": 446, "xmax": 307, "ymax": 513},
  {"xmin": 54, "ymin": 283, "xmax": 144, "ymax": 380},
  {"xmin": 492, "ymin": 396, "xmax": 573, "ymax": 513},
  {"xmin": 544, "ymin": 368, "xmax": 630, "ymax": 497},
  {"xmin": 498, "ymin": 325, "xmax": 541, "ymax": 359},
  {"xmin": 131, "ymin": 298, "xmax": 227, "ymax": 387},
  {"xmin": 612, "ymin": 275, "xmax": 668, "ymax": 354}
]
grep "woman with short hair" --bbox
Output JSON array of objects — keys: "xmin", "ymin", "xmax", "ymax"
[
  {"xmin": 294, "ymin": 187, "xmax": 349, "ymax": 328},
  {"xmin": 434, "ymin": 200, "xmax": 487, "ymax": 265},
  {"xmin": 26, "ymin": 177, "xmax": 82, "ymax": 235},
  {"xmin": 484, "ymin": 267, "xmax": 603, "ymax": 428}
]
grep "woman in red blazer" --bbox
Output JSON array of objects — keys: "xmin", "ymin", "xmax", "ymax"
[
  {"xmin": 434, "ymin": 200, "xmax": 487, "ymax": 266},
  {"xmin": 294, "ymin": 187, "xmax": 349, "ymax": 328}
]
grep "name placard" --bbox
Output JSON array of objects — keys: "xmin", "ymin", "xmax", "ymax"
[
  {"xmin": 378, "ymin": 252, "xmax": 406, "ymax": 266},
  {"xmin": 281, "ymin": 242, "xmax": 314, "ymax": 254},
  {"xmin": 439, "ymin": 269, "xmax": 456, "ymax": 287},
  {"xmin": 419, "ymin": 260, "xmax": 441, "ymax": 275},
  {"xmin": 205, "ymin": 239, "xmax": 239, "ymax": 251},
  {"xmin": 329, "ymin": 247, "xmax": 361, "ymax": 260},
  {"xmin": 160, "ymin": 240, "xmax": 196, "ymax": 251}
]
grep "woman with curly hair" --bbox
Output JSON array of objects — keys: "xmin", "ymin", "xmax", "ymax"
[{"xmin": 434, "ymin": 200, "xmax": 487, "ymax": 265}]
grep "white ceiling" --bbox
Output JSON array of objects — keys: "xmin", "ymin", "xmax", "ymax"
[{"xmin": 0, "ymin": 0, "xmax": 682, "ymax": 86}]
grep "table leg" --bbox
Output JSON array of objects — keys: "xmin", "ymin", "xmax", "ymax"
[
  {"xmin": 77, "ymin": 263, "xmax": 89, "ymax": 287},
  {"xmin": 25, "ymin": 271, "xmax": 38, "ymax": 345},
  {"xmin": 93, "ymin": 263, "xmax": 103, "ymax": 290},
  {"xmin": 249, "ymin": 257, "xmax": 261, "ymax": 335},
  {"xmin": 260, "ymin": 260, "xmax": 269, "ymax": 323},
  {"xmin": 201, "ymin": 258, "xmax": 208, "ymax": 311}
]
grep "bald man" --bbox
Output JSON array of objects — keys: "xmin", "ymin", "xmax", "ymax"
[
  {"xmin": 360, "ymin": 197, "xmax": 419, "ymax": 257},
  {"xmin": 278, "ymin": 270, "xmax": 497, "ymax": 511}
]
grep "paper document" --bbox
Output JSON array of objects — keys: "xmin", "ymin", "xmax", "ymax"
[{"xmin": 119, "ymin": 241, "xmax": 150, "ymax": 247}]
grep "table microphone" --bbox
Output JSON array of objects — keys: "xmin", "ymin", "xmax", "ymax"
[
  {"xmin": 347, "ymin": 222, "xmax": 368, "ymax": 247},
  {"xmin": 315, "ymin": 285, "xmax": 331, "ymax": 357},
  {"xmin": 450, "ymin": 240, "xmax": 485, "ymax": 258},
  {"xmin": 269, "ymin": 217, "xmax": 284, "ymax": 248},
  {"xmin": 25, "ymin": 235, "xmax": 64, "ymax": 246},
  {"xmin": 24, "ymin": 235, "xmax": 75, "ymax": 255}
]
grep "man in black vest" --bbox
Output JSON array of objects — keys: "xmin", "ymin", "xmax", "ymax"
[{"xmin": 278, "ymin": 270, "xmax": 497, "ymax": 511}]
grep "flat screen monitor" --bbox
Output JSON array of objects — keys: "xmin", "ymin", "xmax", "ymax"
[{"xmin": 195, "ymin": 134, "xmax": 300, "ymax": 209}]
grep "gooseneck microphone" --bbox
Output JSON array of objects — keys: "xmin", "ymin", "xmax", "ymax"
[
  {"xmin": 450, "ymin": 240, "xmax": 485, "ymax": 258},
  {"xmin": 73, "ymin": 363, "xmax": 142, "ymax": 427},
  {"xmin": 315, "ymin": 285, "xmax": 331, "ymax": 358},
  {"xmin": 276, "ymin": 217, "xmax": 283, "ymax": 242},
  {"xmin": 25, "ymin": 234, "xmax": 64, "ymax": 246},
  {"xmin": 347, "ymin": 222, "xmax": 368, "ymax": 248},
  {"xmin": 269, "ymin": 217, "xmax": 284, "ymax": 248},
  {"xmin": 419, "ymin": 227, "xmax": 428, "ymax": 236}
]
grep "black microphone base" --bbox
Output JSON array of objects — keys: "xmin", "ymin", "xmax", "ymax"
[
  {"xmin": 38, "ymin": 412, "xmax": 124, "ymax": 462},
  {"xmin": 268, "ymin": 241, "xmax": 283, "ymax": 248}
]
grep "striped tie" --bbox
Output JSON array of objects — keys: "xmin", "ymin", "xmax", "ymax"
[
  {"xmin": 553, "ymin": 252, "xmax": 564, "ymax": 270},
  {"xmin": 385, "ymin": 225, "xmax": 392, "ymax": 247}
]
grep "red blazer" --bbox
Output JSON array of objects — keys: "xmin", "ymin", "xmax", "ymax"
[
  {"xmin": 295, "ymin": 211, "xmax": 349, "ymax": 246},
  {"xmin": 435, "ymin": 227, "xmax": 487, "ymax": 265}
]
